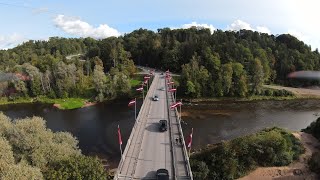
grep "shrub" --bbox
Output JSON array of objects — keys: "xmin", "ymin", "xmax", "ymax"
[
  {"xmin": 308, "ymin": 152, "xmax": 320, "ymax": 174},
  {"xmin": 190, "ymin": 127, "xmax": 304, "ymax": 179}
]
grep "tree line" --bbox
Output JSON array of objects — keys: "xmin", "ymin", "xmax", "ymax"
[
  {"xmin": 0, "ymin": 37, "xmax": 135, "ymax": 101},
  {"xmin": 1, "ymin": 27, "xmax": 320, "ymax": 99}
]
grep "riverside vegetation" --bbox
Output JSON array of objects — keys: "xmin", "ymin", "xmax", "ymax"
[
  {"xmin": 190, "ymin": 127, "xmax": 305, "ymax": 180},
  {"xmin": 303, "ymin": 117, "xmax": 320, "ymax": 174},
  {"xmin": 1, "ymin": 28, "xmax": 320, "ymax": 109},
  {"xmin": 0, "ymin": 112, "xmax": 112, "ymax": 179}
]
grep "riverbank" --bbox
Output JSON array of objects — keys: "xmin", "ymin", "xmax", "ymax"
[
  {"xmin": 190, "ymin": 127, "xmax": 306, "ymax": 179},
  {"xmin": 264, "ymin": 84, "xmax": 320, "ymax": 98},
  {"xmin": 239, "ymin": 132, "xmax": 320, "ymax": 180},
  {"xmin": 0, "ymin": 96, "xmax": 93, "ymax": 110}
]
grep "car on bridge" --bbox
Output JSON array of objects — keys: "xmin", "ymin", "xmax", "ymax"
[
  {"xmin": 153, "ymin": 95, "xmax": 159, "ymax": 101},
  {"xmin": 159, "ymin": 120, "xmax": 167, "ymax": 132},
  {"xmin": 156, "ymin": 168, "xmax": 169, "ymax": 180}
]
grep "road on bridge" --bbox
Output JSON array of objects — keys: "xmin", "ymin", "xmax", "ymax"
[{"xmin": 115, "ymin": 73, "xmax": 192, "ymax": 180}]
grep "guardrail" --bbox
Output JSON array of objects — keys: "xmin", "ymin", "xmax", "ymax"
[
  {"xmin": 165, "ymin": 78, "xmax": 177, "ymax": 180},
  {"xmin": 114, "ymin": 75, "xmax": 156, "ymax": 180},
  {"xmin": 169, "ymin": 87, "xmax": 193, "ymax": 179}
]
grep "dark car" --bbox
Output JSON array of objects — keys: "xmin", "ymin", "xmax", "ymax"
[
  {"xmin": 156, "ymin": 169, "xmax": 169, "ymax": 180},
  {"xmin": 159, "ymin": 120, "xmax": 167, "ymax": 132}
]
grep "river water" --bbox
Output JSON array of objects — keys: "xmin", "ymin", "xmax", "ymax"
[{"xmin": 0, "ymin": 99, "xmax": 319, "ymax": 168}]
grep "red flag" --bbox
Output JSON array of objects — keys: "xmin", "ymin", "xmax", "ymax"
[
  {"xmin": 170, "ymin": 101, "xmax": 182, "ymax": 108},
  {"xmin": 167, "ymin": 81, "xmax": 174, "ymax": 85},
  {"xmin": 144, "ymin": 76, "xmax": 150, "ymax": 79},
  {"xmin": 187, "ymin": 128, "xmax": 193, "ymax": 148},
  {"xmin": 118, "ymin": 125, "xmax": 122, "ymax": 145},
  {"xmin": 128, "ymin": 99, "xmax": 136, "ymax": 106},
  {"xmin": 168, "ymin": 88, "xmax": 177, "ymax": 92},
  {"xmin": 136, "ymin": 87, "xmax": 143, "ymax": 91}
]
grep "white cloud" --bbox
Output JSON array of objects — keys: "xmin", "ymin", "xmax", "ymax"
[
  {"xmin": 53, "ymin": 15, "xmax": 121, "ymax": 39},
  {"xmin": 228, "ymin": 20, "xmax": 253, "ymax": 31},
  {"xmin": 0, "ymin": 33, "xmax": 27, "ymax": 50},
  {"xmin": 227, "ymin": 19, "xmax": 271, "ymax": 34},
  {"xmin": 181, "ymin": 22, "xmax": 216, "ymax": 34},
  {"xmin": 256, "ymin": 26, "xmax": 271, "ymax": 34}
]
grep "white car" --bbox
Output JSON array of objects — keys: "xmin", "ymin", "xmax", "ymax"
[{"xmin": 153, "ymin": 95, "xmax": 159, "ymax": 101}]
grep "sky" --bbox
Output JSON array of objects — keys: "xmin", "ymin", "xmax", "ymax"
[{"xmin": 0, "ymin": 0, "xmax": 319, "ymax": 50}]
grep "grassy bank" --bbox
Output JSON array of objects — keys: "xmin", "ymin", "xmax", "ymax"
[
  {"xmin": 190, "ymin": 127, "xmax": 305, "ymax": 180},
  {"xmin": 0, "ymin": 96, "xmax": 88, "ymax": 110}
]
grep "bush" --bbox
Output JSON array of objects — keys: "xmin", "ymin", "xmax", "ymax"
[
  {"xmin": 302, "ymin": 117, "xmax": 320, "ymax": 141},
  {"xmin": 44, "ymin": 155, "xmax": 109, "ymax": 180},
  {"xmin": 308, "ymin": 152, "xmax": 320, "ymax": 174},
  {"xmin": 190, "ymin": 127, "xmax": 304, "ymax": 179},
  {"xmin": 0, "ymin": 112, "xmax": 109, "ymax": 179},
  {"xmin": 190, "ymin": 160, "xmax": 209, "ymax": 180}
]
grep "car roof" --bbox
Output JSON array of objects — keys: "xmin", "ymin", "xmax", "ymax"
[{"xmin": 156, "ymin": 169, "xmax": 169, "ymax": 174}]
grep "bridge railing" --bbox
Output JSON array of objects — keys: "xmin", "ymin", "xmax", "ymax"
[
  {"xmin": 170, "ymin": 89, "xmax": 193, "ymax": 179},
  {"xmin": 165, "ymin": 79, "xmax": 177, "ymax": 179},
  {"xmin": 114, "ymin": 76, "xmax": 156, "ymax": 180}
]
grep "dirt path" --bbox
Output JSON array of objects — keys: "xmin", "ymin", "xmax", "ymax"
[
  {"xmin": 238, "ymin": 132, "xmax": 320, "ymax": 180},
  {"xmin": 264, "ymin": 85, "xmax": 320, "ymax": 98}
]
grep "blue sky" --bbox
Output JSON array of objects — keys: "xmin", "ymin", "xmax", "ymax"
[{"xmin": 0, "ymin": 0, "xmax": 319, "ymax": 50}]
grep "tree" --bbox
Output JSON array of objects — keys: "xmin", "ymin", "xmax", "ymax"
[
  {"xmin": 45, "ymin": 155, "xmax": 109, "ymax": 180},
  {"xmin": 251, "ymin": 58, "xmax": 264, "ymax": 95},
  {"xmin": 113, "ymin": 72, "xmax": 131, "ymax": 97},
  {"xmin": 93, "ymin": 64, "xmax": 107, "ymax": 102},
  {"xmin": 221, "ymin": 63, "xmax": 233, "ymax": 96},
  {"xmin": 190, "ymin": 160, "xmax": 209, "ymax": 180}
]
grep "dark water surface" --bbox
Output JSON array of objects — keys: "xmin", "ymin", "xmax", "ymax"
[
  {"xmin": 0, "ymin": 99, "xmax": 319, "ymax": 168},
  {"xmin": 0, "ymin": 100, "xmax": 142, "ymax": 168},
  {"xmin": 181, "ymin": 99, "xmax": 320, "ymax": 150}
]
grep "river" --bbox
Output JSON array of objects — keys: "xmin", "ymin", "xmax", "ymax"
[{"xmin": 0, "ymin": 99, "xmax": 319, "ymax": 168}]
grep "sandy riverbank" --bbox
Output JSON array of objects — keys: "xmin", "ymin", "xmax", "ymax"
[{"xmin": 239, "ymin": 132, "xmax": 320, "ymax": 180}]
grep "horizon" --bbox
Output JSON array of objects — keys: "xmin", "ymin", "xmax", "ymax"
[{"xmin": 0, "ymin": 0, "xmax": 319, "ymax": 50}]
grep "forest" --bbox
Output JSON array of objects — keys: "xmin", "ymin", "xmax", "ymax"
[{"xmin": 0, "ymin": 27, "xmax": 319, "ymax": 101}]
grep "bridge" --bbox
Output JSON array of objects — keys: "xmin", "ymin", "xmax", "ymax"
[{"xmin": 114, "ymin": 73, "xmax": 193, "ymax": 180}]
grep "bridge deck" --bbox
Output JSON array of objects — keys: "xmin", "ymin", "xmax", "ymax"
[{"xmin": 115, "ymin": 73, "xmax": 192, "ymax": 180}]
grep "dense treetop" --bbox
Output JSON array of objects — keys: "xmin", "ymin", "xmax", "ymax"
[
  {"xmin": 0, "ymin": 113, "xmax": 109, "ymax": 179},
  {"xmin": 0, "ymin": 27, "xmax": 319, "ymax": 99}
]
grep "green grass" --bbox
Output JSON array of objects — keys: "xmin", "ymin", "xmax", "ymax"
[
  {"xmin": 0, "ymin": 96, "xmax": 87, "ymax": 110},
  {"xmin": 53, "ymin": 98, "xmax": 86, "ymax": 110},
  {"xmin": 130, "ymin": 79, "xmax": 141, "ymax": 87}
]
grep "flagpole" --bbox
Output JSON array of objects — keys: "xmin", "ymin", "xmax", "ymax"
[
  {"xmin": 188, "ymin": 128, "xmax": 193, "ymax": 157},
  {"xmin": 118, "ymin": 125, "xmax": 123, "ymax": 156},
  {"xmin": 134, "ymin": 98, "xmax": 137, "ymax": 121},
  {"xmin": 180, "ymin": 99, "xmax": 182, "ymax": 121},
  {"xmin": 142, "ymin": 88, "xmax": 144, "ymax": 100}
]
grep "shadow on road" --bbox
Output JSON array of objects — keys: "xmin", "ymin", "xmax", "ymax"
[
  {"xmin": 145, "ymin": 123, "xmax": 160, "ymax": 132},
  {"xmin": 141, "ymin": 171, "xmax": 156, "ymax": 180}
]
